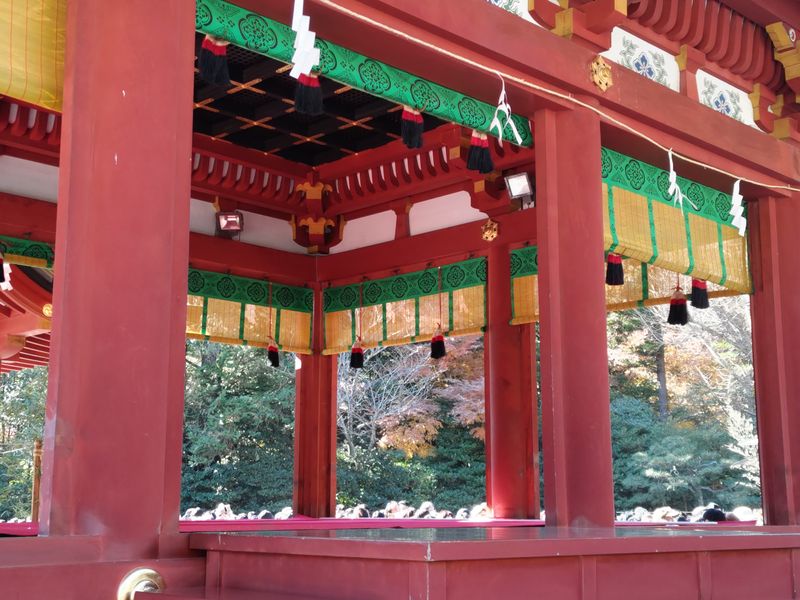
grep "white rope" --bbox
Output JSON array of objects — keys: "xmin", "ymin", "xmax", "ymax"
[{"xmin": 315, "ymin": 0, "xmax": 800, "ymax": 195}]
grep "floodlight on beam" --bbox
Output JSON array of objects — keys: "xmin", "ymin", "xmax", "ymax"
[
  {"xmin": 215, "ymin": 211, "xmax": 244, "ymax": 240},
  {"xmin": 504, "ymin": 172, "xmax": 535, "ymax": 209}
]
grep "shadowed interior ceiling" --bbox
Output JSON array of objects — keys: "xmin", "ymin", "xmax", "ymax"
[{"xmin": 192, "ymin": 34, "xmax": 446, "ymax": 166}]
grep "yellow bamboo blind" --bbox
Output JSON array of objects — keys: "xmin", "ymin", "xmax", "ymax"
[
  {"xmin": 322, "ymin": 258, "xmax": 487, "ymax": 355},
  {"xmin": 0, "ymin": 0, "xmax": 66, "ymax": 111}
]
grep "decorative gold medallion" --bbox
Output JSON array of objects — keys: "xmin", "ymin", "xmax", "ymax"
[
  {"xmin": 591, "ymin": 56, "xmax": 613, "ymax": 92},
  {"xmin": 42, "ymin": 303, "xmax": 53, "ymax": 318},
  {"xmin": 481, "ymin": 219, "xmax": 499, "ymax": 242}
]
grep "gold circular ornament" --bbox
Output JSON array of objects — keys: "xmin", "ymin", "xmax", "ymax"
[
  {"xmin": 591, "ymin": 56, "xmax": 613, "ymax": 92},
  {"xmin": 42, "ymin": 304, "xmax": 53, "ymax": 318},
  {"xmin": 481, "ymin": 219, "xmax": 499, "ymax": 242}
]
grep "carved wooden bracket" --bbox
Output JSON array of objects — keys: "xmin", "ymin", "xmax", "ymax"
[
  {"xmin": 767, "ymin": 22, "xmax": 800, "ymax": 95},
  {"xmin": 530, "ymin": 0, "xmax": 626, "ymax": 52}
]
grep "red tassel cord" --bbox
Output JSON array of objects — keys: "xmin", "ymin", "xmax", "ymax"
[
  {"xmin": 431, "ymin": 267, "xmax": 446, "ymax": 359},
  {"xmin": 351, "ymin": 282, "xmax": 365, "ymax": 369},
  {"xmin": 667, "ymin": 279, "xmax": 689, "ymax": 326},
  {"xmin": 605, "ymin": 252, "xmax": 624, "ymax": 286},
  {"xmin": 295, "ymin": 73, "xmax": 324, "ymax": 115},
  {"xmin": 267, "ymin": 283, "xmax": 280, "ymax": 367},
  {"xmin": 466, "ymin": 130, "xmax": 494, "ymax": 174},
  {"xmin": 350, "ymin": 340, "xmax": 364, "ymax": 369},
  {"xmin": 198, "ymin": 35, "xmax": 231, "ymax": 86},
  {"xmin": 401, "ymin": 106, "xmax": 424, "ymax": 149},
  {"xmin": 690, "ymin": 278, "xmax": 709, "ymax": 309}
]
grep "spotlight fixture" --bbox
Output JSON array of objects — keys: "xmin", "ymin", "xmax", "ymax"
[
  {"xmin": 504, "ymin": 172, "xmax": 535, "ymax": 210},
  {"xmin": 215, "ymin": 210, "xmax": 244, "ymax": 240},
  {"xmin": 504, "ymin": 172, "xmax": 533, "ymax": 201}
]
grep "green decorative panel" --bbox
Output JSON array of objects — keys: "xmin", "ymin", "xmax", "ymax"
[
  {"xmin": 601, "ymin": 147, "xmax": 738, "ymax": 227},
  {"xmin": 510, "ymin": 246, "xmax": 538, "ymax": 278},
  {"xmin": 188, "ymin": 269, "xmax": 312, "ymax": 312},
  {"xmin": 196, "ymin": 0, "xmax": 532, "ymax": 146},
  {"xmin": 0, "ymin": 235, "xmax": 55, "ymax": 267},
  {"xmin": 324, "ymin": 257, "xmax": 487, "ymax": 312},
  {"xmin": 0, "ymin": 235, "xmax": 313, "ymax": 312}
]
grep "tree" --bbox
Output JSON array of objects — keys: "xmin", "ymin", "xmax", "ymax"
[
  {"xmin": 437, "ymin": 335, "xmax": 486, "ymax": 440},
  {"xmin": 0, "ymin": 366, "xmax": 47, "ymax": 519},
  {"xmin": 336, "ymin": 344, "xmax": 440, "ymax": 459},
  {"xmin": 181, "ymin": 341, "xmax": 296, "ymax": 512}
]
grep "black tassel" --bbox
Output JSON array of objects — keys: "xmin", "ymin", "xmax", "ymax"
[
  {"xmin": 466, "ymin": 131, "xmax": 494, "ymax": 174},
  {"xmin": 198, "ymin": 35, "xmax": 230, "ymax": 86},
  {"xmin": 605, "ymin": 252, "xmax": 624, "ymax": 286},
  {"xmin": 267, "ymin": 344, "xmax": 280, "ymax": 368},
  {"xmin": 401, "ymin": 106, "xmax": 424, "ymax": 149},
  {"xmin": 295, "ymin": 73, "xmax": 324, "ymax": 115},
  {"xmin": 430, "ymin": 334, "xmax": 446, "ymax": 360},
  {"xmin": 350, "ymin": 344, "xmax": 364, "ymax": 369},
  {"xmin": 667, "ymin": 289, "xmax": 689, "ymax": 326},
  {"xmin": 691, "ymin": 278, "xmax": 709, "ymax": 309}
]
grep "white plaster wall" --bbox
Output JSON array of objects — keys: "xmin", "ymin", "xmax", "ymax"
[
  {"xmin": 329, "ymin": 210, "xmax": 396, "ymax": 254},
  {"xmin": 696, "ymin": 69, "xmax": 757, "ymax": 129},
  {"xmin": 0, "ymin": 156, "xmax": 58, "ymax": 202},
  {"xmin": 409, "ymin": 191, "xmax": 485, "ymax": 236},
  {"xmin": 602, "ymin": 28, "xmax": 680, "ymax": 92}
]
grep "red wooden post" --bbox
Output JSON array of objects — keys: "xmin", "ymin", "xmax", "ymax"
[
  {"xmin": 38, "ymin": 0, "xmax": 195, "ymax": 555},
  {"xmin": 749, "ymin": 196, "xmax": 800, "ymax": 525},
  {"xmin": 293, "ymin": 285, "xmax": 337, "ymax": 517},
  {"xmin": 485, "ymin": 244, "xmax": 540, "ymax": 518},
  {"xmin": 535, "ymin": 106, "xmax": 615, "ymax": 528}
]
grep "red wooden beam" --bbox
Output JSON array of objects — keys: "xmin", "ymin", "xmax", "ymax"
[
  {"xmin": 274, "ymin": 0, "xmax": 800, "ymax": 190},
  {"xmin": 0, "ymin": 193, "xmax": 58, "ymax": 243},
  {"xmin": 188, "ymin": 233, "xmax": 315, "ymax": 287},
  {"xmin": 316, "ymin": 208, "xmax": 536, "ymax": 285},
  {"xmin": 720, "ymin": 0, "xmax": 800, "ymax": 32},
  {"xmin": 0, "ymin": 192, "xmax": 316, "ymax": 285}
]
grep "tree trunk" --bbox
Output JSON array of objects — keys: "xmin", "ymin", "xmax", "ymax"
[
  {"xmin": 656, "ymin": 342, "xmax": 668, "ymax": 419},
  {"xmin": 654, "ymin": 320, "xmax": 668, "ymax": 419}
]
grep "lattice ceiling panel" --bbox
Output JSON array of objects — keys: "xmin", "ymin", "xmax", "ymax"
[{"xmin": 192, "ymin": 34, "xmax": 445, "ymax": 166}]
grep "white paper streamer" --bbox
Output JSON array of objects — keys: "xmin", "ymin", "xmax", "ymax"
[
  {"xmin": 290, "ymin": 0, "xmax": 321, "ymax": 79},
  {"xmin": 0, "ymin": 260, "xmax": 12, "ymax": 292},
  {"xmin": 729, "ymin": 179, "xmax": 747, "ymax": 236},
  {"xmin": 667, "ymin": 149, "xmax": 699, "ymax": 212},
  {"xmin": 489, "ymin": 75, "xmax": 522, "ymax": 147}
]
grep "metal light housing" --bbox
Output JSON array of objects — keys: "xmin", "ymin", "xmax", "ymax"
[
  {"xmin": 504, "ymin": 172, "xmax": 533, "ymax": 200},
  {"xmin": 215, "ymin": 210, "xmax": 244, "ymax": 239}
]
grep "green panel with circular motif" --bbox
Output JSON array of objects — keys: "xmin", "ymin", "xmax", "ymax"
[
  {"xmin": 324, "ymin": 257, "xmax": 487, "ymax": 312},
  {"xmin": 0, "ymin": 235, "xmax": 55, "ymax": 267},
  {"xmin": 187, "ymin": 268, "xmax": 312, "ymax": 312},
  {"xmin": 196, "ymin": 0, "xmax": 532, "ymax": 147},
  {"xmin": 510, "ymin": 246, "xmax": 538, "ymax": 278},
  {"xmin": 600, "ymin": 147, "xmax": 739, "ymax": 228}
]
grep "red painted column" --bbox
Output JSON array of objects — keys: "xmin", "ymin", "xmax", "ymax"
[
  {"xmin": 535, "ymin": 106, "xmax": 615, "ymax": 528},
  {"xmin": 38, "ymin": 0, "xmax": 195, "ymax": 555},
  {"xmin": 749, "ymin": 196, "xmax": 800, "ymax": 525},
  {"xmin": 485, "ymin": 244, "xmax": 539, "ymax": 518},
  {"xmin": 293, "ymin": 285, "xmax": 337, "ymax": 517}
]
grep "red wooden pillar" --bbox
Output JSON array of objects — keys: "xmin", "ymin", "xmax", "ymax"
[
  {"xmin": 485, "ymin": 244, "xmax": 539, "ymax": 518},
  {"xmin": 749, "ymin": 196, "xmax": 800, "ymax": 525},
  {"xmin": 293, "ymin": 286, "xmax": 337, "ymax": 517},
  {"xmin": 37, "ymin": 0, "xmax": 195, "ymax": 555},
  {"xmin": 535, "ymin": 107, "xmax": 615, "ymax": 528}
]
